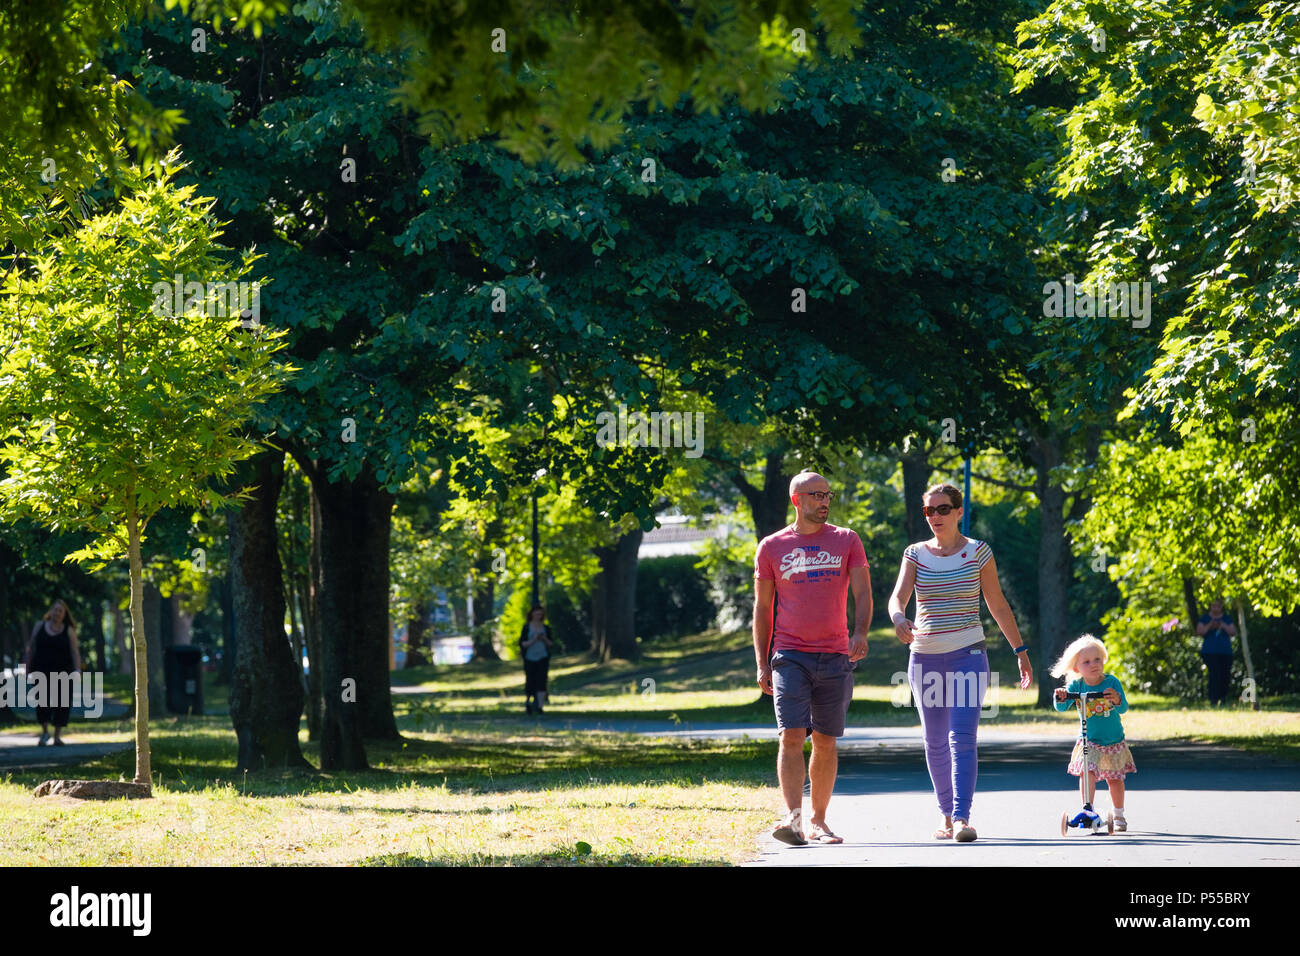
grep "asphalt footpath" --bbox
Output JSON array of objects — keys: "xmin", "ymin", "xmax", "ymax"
[
  {"xmin": 0, "ymin": 695, "xmax": 131, "ymax": 772},
  {"xmin": 550, "ymin": 719, "xmax": 1300, "ymax": 867}
]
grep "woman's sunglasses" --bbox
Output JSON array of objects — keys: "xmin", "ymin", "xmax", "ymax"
[{"xmin": 922, "ymin": 504, "xmax": 958, "ymax": 517}]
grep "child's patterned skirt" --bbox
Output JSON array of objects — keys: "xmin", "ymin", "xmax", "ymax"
[{"xmin": 1067, "ymin": 738, "xmax": 1136, "ymax": 780}]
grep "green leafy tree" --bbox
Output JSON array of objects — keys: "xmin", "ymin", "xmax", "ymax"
[
  {"xmin": 1014, "ymin": 0, "xmax": 1300, "ymax": 680},
  {"xmin": 0, "ymin": 159, "xmax": 288, "ymax": 793}
]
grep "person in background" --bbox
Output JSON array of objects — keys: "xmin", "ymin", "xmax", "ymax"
[
  {"xmin": 1196, "ymin": 598, "xmax": 1237, "ymax": 706},
  {"xmin": 520, "ymin": 604, "xmax": 554, "ymax": 715},
  {"xmin": 24, "ymin": 599, "xmax": 82, "ymax": 746}
]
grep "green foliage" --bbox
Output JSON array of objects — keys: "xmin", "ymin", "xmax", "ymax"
[
  {"xmin": 1099, "ymin": 583, "xmax": 1300, "ymax": 702},
  {"xmin": 819, "ymin": 453, "xmax": 909, "ymax": 610},
  {"xmin": 636, "ymin": 555, "xmax": 717, "ymax": 642},
  {"xmin": 1082, "ymin": 429, "xmax": 1296, "ymax": 616},
  {"xmin": 0, "ymin": 0, "xmax": 286, "ymax": 242},
  {"xmin": 1095, "ymin": 591, "xmax": 1299, "ymax": 702},
  {"xmin": 1190, "ymin": 2, "xmax": 1300, "ymax": 214},
  {"xmin": 695, "ymin": 528, "xmax": 757, "ymax": 635},
  {"xmin": 1100, "ymin": 617, "xmax": 1208, "ymax": 702},
  {"xmin": 343, "ymin": 0, "xmax": 863, "ymax": 169},
  {"xmin": 498, "ymin": 583, "xmax": 532, "ymax": 662},
  {"xmin": 1015, "ymin": 0, "xmax": 1300, "ymax": 626},
  {"xmin": 499, "ymin": 578, "xmax": 589, "ymax": 659},
  {"xmin": 971, "ymin": 497, "xmax": 1039, "ymax": 629}
]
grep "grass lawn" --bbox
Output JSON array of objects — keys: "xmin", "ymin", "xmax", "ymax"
[
  {"xmin": 0, "ymin": 716, "xmax": 775, "ymax": 866},
  {"xmin": 1, "ymin": 627, "xmax": 1294, "ymax": 865},
  {"xmin": 395, "ymin": 627, "xmax": 1300, "ymax": 757}
]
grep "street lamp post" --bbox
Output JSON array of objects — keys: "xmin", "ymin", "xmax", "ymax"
[
  {"xmin": 962, "ymin": 450, "xmax": 972, "ymax": 536},
  {"xmin": 531, "ymin": 490, "xmax": 540, "ymax": 607}
]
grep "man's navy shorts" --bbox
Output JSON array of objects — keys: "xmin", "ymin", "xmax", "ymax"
[{"xmin": 771, "ymin": 648, "xmax": 856, "ymax": 738}]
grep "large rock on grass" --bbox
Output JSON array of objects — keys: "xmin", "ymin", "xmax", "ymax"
[{"xmin": 33, "ymin": 779, "xmax": 151, "ymax": 799}]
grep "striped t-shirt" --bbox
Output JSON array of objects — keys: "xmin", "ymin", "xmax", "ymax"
[{"xmin": 904, "ymin": 539, "xmax": 992, "ymax": 653}]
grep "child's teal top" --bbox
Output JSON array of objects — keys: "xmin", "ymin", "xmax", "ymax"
[{"xmin": 1053, "ymin": 674, "xmax": 1128, "ymax": 745}]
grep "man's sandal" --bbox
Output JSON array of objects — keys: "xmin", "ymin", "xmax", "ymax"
[
  {"xmin": 808, "ymin": 823, "xmax": 843, "ymax": 844},
  {"xmin": 772, "ymin": 810, "xmax": 807, "ymax": 847}
]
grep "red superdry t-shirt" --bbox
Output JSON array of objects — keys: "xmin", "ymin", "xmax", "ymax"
[{"xmin": 754, "ymin": 523, "xmax": 869, "ymax": 655}]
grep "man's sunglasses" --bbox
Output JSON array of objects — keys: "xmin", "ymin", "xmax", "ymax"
[{"xmin": 922, "ymin": 504, "xmax": 958, "ymax": 517}]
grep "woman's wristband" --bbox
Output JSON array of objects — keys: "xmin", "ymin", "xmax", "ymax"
[{"xmin": 1012, "ymin": 645, "xmax": 1028, "ymax": 655}]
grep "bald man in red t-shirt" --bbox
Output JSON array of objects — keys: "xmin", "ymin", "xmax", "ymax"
[{"xmin": 754, "ymin": 471, "xmax": 872, "ymax": 846}]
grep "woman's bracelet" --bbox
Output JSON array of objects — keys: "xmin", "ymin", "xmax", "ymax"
[{"xmin": 1011, "ymin": 645, "xmax": 1028, "ymax": 655}]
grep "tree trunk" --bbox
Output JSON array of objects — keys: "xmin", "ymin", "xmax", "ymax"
[
  {"xmin": 1182, "ymin": 578, "xmax": 1199, "ymax": 634},
  {"xmin": 219, "ymin": 570, "xmax": 235, "ymax": 685},
  {"xmin": 282, "ymin": 545, "xmax": 305, "ymax": 690},
  {"xmin": 285, "ymin": 572, "xmax": 306, "ymax": 684},
  {"xmin": 1235, "ymin": 598, "xmax": 1259, "ymax": 711},
  {"xmin": 79, "ymin": 599, "xmax": 102, "ymax": 673},
  {"xmin": 591, "ymin": 529, "xmax": 643, "ymax": 661},
  {"xmin": 404, "ymin": 602, "xmax": 429, "ymax": 669},
  {"xmin": 160, "ymin": 594, "xmax": 175, "ymax": 650},
  {"xmin": 901, "ymin": 439, "xmax": 933, "ymax": 545},
  {"xmin": 1032, "ymin": 435, "xmax": 1072, "ymax": 707},
  {"xmin": 126, "ymin": 507, "xmax": 152, "ymax": 795},
  {"xmin": 143, "ymin": 580, "xmax": 164, "ymax": 716},
  {"xmin": 283, "ymin": 464, "xmax": 310, "ymax": 700},
  {"xmin": 0, "ymin": 572, "xmax": 14, "ymax": 722},
  {"xmin": 310, "ymin": 470, "xmax": 397, "ymax": 768},
  {"xmin": 589, "ymin": 569, "xmax": 606, "ymax": 659},
  {"xmin": 471, "ymin": 568, "xmax": 499, "ymax": 662},
  {"xmin": 304, "ymin": 487, "xmax": 323, "ymax": 741},
  {"xmin": 733, "ymin": 451, "xmax": 792, "ymax": 542},
  {"xmin": 228, "ymin": 450, "xmax": 310, "ymax": 772}
]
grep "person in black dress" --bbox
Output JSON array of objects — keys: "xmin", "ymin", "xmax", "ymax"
[
  {"xmin": 24, "ymin": 600, "xmax": 82, "ymax": 746},
  {"xmin": 520, "ymin": 605, "xmax": 554, "ymax": 715}
]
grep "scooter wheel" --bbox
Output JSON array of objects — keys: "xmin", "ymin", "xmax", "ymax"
[
  {"xmin": 1106, "ymin": 812, "xmax": 1114, "ymax": 835},
  {"xmin": 1060, "ymin": 811, "xmax": 1069, "ymax": 836}
]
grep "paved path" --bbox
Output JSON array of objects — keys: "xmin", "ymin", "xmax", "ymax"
[
  {"xmin": 541, "ymin": 718, "xmax": 1300, "ymax": 867},
  {"xmin": 0, "ymin": 695, "xmax": 132, "ymax": 771},
  {"xmin": 0, "ymin": 733, "xmax": 131, "ymax": 771}
]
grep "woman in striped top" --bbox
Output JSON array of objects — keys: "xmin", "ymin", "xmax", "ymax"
[{"xmin": 887, "ymin": 482, "xmax": 1032, "ymax": 842}]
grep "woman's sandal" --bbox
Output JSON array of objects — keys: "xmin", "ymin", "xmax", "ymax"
[
  {"xmin": 954, "ymin": 821, "xmax": 978, "ymax": 842},
  {"xmin": 933, "ymin": 826, "xmax": 953, "ymax": 840}
]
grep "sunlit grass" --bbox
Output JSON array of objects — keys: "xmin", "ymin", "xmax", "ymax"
[{"xmin": 0, "ymin": 716, "xmax": 775, "ymax": 866}]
